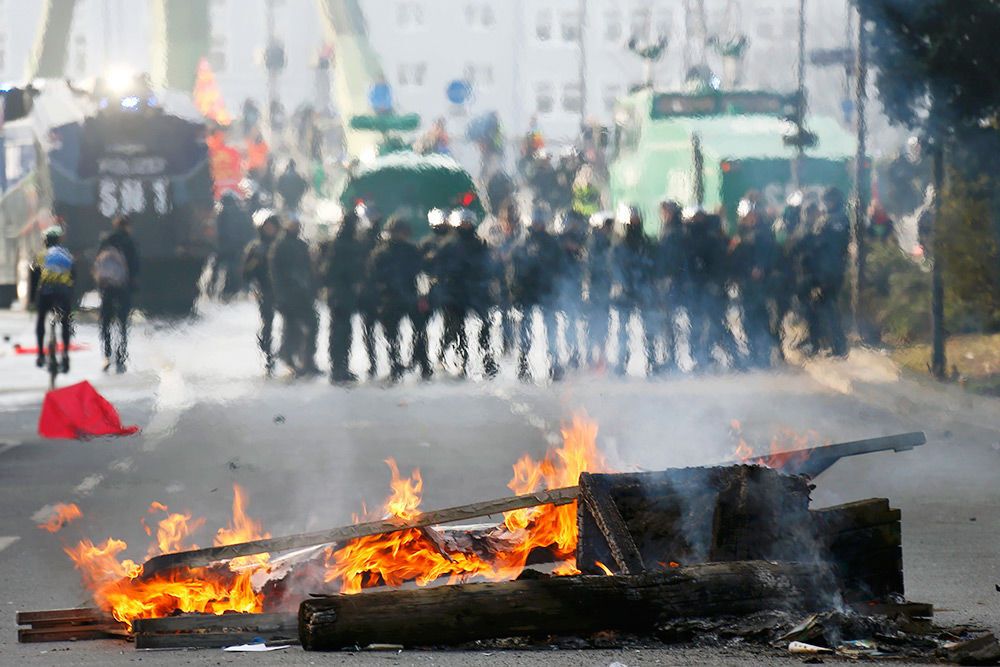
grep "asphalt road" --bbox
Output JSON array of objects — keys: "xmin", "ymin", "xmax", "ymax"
[{"xmin": 0, "ymin": 301, "xmax": 998, "ymax": 665}]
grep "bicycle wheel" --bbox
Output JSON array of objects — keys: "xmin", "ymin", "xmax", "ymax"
[{"xmin": 47, "ymin": 316, "xmax": 59, "ymax": 390}]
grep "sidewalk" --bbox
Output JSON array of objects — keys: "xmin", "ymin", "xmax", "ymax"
[{"xmin": 796, "ymin": 346, "xmax": 1000, "ymax": 433}]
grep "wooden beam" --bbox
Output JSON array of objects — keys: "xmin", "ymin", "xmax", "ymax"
[
  {"xmin": 133, "ymin": 612, "xmax": 297, "ymax": 650},
  {"xmin": 299, "ymin": 561, "xmax": 834, "ymax": 650},
  {"xmin": 139, "ymin": 486, "xmax": 580, "ymax": 579},
  {"xmin": 578, "ymin": 473, "xmax": 645, "ymax": 574}
]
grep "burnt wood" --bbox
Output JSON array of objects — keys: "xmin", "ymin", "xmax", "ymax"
[
  {"xmin": 578, "ymin": 473, "xmax": 645, "ymax": 574},
  {"xmin": 299, "ymin": 561, "xmax": 834, "ymax": 650},
  {"xmin": 132, "ymin": 612, "xmax": 298, "ymax": 649},
  {"xmin": 139, "ymin": 486, "xmax": 580, "ymax": 579}
]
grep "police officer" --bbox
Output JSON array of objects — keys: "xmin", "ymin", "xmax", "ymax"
[
  {"xmin": 316, "ymin": 211, "xmax": 361, "ymax": 383},
  {"xmin": 685, "ymin": 209, "xmax": 738, "ymax": 371},
  {"xmin": 492, "ymin": 200, "xmax": 523, "ymax": 356},
  {"xmin": 612, "ymin": 207, "xmax": 656, "ymax": 376},
  {"xmin": 242, "ymin": 209, "xmax": 281, "ymax": 375},
  {"xmin": 435, "ymin": 208, "xmax": 498, "ymax": 378},
  {"xmin": 418, "ymin": 209, "xmax": 452, "ymax": 378},
  {"xmin": 585, "ymin": 213, "xmax": 615, "ymax": 369},
  {"xmin": 214, "ymin": 191, "xmax": 255, "ymax": 299},
  {"xmin": 510, "ymin": 204, "xmax": 564, "ymax": 381},
  {"xmin": 652, "ymin": 200, "xmax": 687, "ymax": 374},
  {"xmin": 29, "ymin": 226, "xmax": 75, "ymax": 373},
  {"xmin": 357, "ymin": 207, "xmax": 384, "ymax": 378},
  {"xmin": 368, "ymin": 214, "xmax": 426, "ymax": 382},
  {"xmin": 268, "ymin": 215, "xmax": 319, "ymax": 376},
  {"xmin": 730, "ymin": 197, "xmax": 780, "ymax": 368},
  {"xmin": 95, "ymin": 215, "xmax": 139, "ymax": 373},
  {"xmin": 557, "ymin": 209, "xmax": 589, "ymax": 369},
  {"xmin": 805, "ymin": 187, "xmax": 850, "ymax": 357}
]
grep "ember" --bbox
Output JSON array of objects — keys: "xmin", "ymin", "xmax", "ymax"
[{"xmin": 729, "ymin": 420, "xmax": 822, "ymax": 469}]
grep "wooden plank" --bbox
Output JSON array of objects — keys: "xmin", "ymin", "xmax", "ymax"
[
  {"xmin": 578, "ymin": 473, "xmax": 645, "ymax": 574},
  {"xmin": 732, "ymin": 431, "xmax": 927, "ymax": 477},
  {"xmin": 299, "ymin": 561, "xmax": 834, "ymax": 650},
  {"xmin": 139, "ymin": 486, "xmax": 580, "ymax": 579},
  {"xmin": 16, "ymin": 608, "xmax": 107, "ymax": 626},
  {"xmin": 18, "ymin": 624, "xmax": 128, "ymax": 643},
  {"xmin": 132, "ymin": 612, "xmax": 295, "ymax": 633},
  {"xmin": 849, "ymin": 601, "xmax": 933, "ymax": 619}
]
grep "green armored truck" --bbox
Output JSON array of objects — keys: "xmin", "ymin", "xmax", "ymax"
[{"xmin": 609, "ymin": 88, "xmax": 858, "ymax": 232}]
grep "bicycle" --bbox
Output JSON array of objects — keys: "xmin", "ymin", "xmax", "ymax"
[{"xmin": 46, "ymin": 311, "xmax": 60, "ymax": 390}]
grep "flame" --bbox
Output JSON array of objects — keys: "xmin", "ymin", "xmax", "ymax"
[
  {"xmin": 37, "ymin": 503, "xmax": 82, "ymax": 533},
  {"xmin": 594, "ymin": 560, "xmax": 614, "ymax": 576},
  {"xmin": 63, "ymin": 485, "xmax": 269, "ymax": 630},
  {"xmin": 729, "ymin": 420, "xmax": 819, "ymax": 469},
  {"xmin": 324, "ymin": 414, "xmax": 609, "ymax": 593}
]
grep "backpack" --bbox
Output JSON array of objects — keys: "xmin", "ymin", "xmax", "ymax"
[{"xmin": 93, "ymin": 245, "xmax": 129, "ymax": 289}]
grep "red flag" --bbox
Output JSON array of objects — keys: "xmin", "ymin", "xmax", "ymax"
[{"xmin": 38, "ymin": 381, "xmax": 140, "ymax": 439}]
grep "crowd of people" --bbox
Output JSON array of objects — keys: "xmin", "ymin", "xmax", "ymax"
[{"xmin": 236, "ymin": 185, "xmax": 853, "ymax": 384}]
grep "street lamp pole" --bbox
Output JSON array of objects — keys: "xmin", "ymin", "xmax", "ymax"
[
  {"xmin": 851, "ymin": 3, "xmax": 869, "ymax": 341},
  {"xmin": 792, "ymin": 0, "xmax": 806, "ymax": 188}
]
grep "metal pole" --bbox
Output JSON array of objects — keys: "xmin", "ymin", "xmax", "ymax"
[
  {"xmin": 792, "ymin": 0, "xmax": 806, "ymax": 188},
  {"xmin": 578, "ymin": 0, "xmax": 587, "ymax": 128},
  {"xmin": 265, "ymin": 0, "xmax": 278, "ymax": 133},
  {"xmin": 850, "ymin": 4, "xmax": 868, "ymax": 341},
  {"xmin": 930, "ymin": 143, "xmax": 946, "ymax": 379}
]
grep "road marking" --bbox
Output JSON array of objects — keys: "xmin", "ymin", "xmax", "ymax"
[
  {"xmin": 0, "ymin": 440, "xmax": 21, "ymax": 457},
  {"xmin": 74, "ymin": 474, "xmax": 103, "ymax": 496},
  {"xmin": 0, "ymin": 536, "xmax": 20, "ymax": 554}
]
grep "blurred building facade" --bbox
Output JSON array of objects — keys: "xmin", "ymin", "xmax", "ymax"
[{"xmin": 0, "ymin": 0, "xmax": 868, "ymax": 148}]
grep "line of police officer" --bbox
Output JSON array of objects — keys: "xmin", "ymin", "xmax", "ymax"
[{"xmin": 240, "ymin": 186, "xmax": 850, "ymax": 383}]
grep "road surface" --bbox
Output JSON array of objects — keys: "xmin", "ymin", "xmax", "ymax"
[{"xmin": 0, "ymin": 300, "xmax": 998, "ymax": 665}]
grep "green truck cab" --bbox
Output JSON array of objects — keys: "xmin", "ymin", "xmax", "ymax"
[{"xmin": 609, "ymin": 88, "xmax": 858, "ymax": 233}]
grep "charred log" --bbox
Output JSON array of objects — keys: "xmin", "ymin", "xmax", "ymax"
[{"xmin": 299, "ymin": 560, "xmax": 835, "ymax": 650}]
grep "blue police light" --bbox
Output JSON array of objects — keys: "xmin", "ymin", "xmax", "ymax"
[
  {"xmin": 147, "ymin": 95, "xmax": 158, "ymax": 107},
  {"xmin": 120, "ymin": 96, "xmax": 140, "ymax": 110}
]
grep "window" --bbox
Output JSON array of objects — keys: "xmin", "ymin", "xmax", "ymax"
[
  {"xmin": 604, "ymin": 10, "xmax": 622, "ymax": 42},
  {"xmin": 536, "ymin": 9, "xmax": 552, "ymax": 41},
  {"xmin": 396, "ymin": 1, "xmax": 424, "ymax": 30},
  {"xmin": 630, "ymin": 6, "xmax": 652, "ymax": 42},
  {"xmin": 562, "ymin": 82, "xmax": 582, "ymax": 113},
  {"xmin": 466, "ymin": 3, "xmax": 495, "ymax": 28},
  {"xmin": 464, "ymin": 63, "xmax": 494, "ymax": 89},
  {"xmin": 561, "ymin": 10, "xmax": 581, "ymax": 42},
  {"xmin": 398, "ymin": 62, "xmax": 427, "ymax": 87},
  {"xmin": 535, "ymin": 82, "xmax": 554, "ymax": 114}
]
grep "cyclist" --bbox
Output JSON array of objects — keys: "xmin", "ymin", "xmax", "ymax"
[{"xmin": 28, "ymin": 225, "xmax": 75, "ymax": 373}]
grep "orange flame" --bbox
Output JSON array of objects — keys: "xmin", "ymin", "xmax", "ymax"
[
  {"xmin": 324, "ymin": 414, "xmax": 609, "ymax": 593},
  {"xmin": 594, "ymin": 560, "xmax": 614, "ymax": 576},
  {"xmin": 63, "ymin": 485, "xmax": 268, "ymax": 630},
  {"xmin": 729, "ymin": 420, "xmax": 820, "ymax": 469},
  {"xmin": 37, "ymin": 503, "xmax": 82, "ymax": 533}
]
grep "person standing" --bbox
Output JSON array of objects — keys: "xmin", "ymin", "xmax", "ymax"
[
  {"xmin": 242, "ymin": 210, "xmax": 281, "ymax": 375},
  {"xmin": 29, "ymin": 225, "xmax": 75, "ymax": 373},
  {"xmin": 557, "ymin": 210, "xmax": 589, "ymax": 369},
  {"xmin": 367, "ymin": 215, "xmax": 426, "ymax": 382},
  {"xmin": 435, "ymin": 209, "xmax": 498, "ymax": 378},
  {"xmin": 612, "ymin": 207, "xmax": 656, "ymax": 376},
  {"xmin": 651, "ymin": 201, "xmax": 687, "ymax": 374},
  {"xmin": 804, "ymin": 187, "xmax": 850, "ymax": 357},
  {"xmin": 418, "ymin": 210, "xmax": 453, "ymax": 377},
  {"xmin": 729, "ymin": 199, "xmax": 780, "ymax": 368},
  {"xmin": 214, "ymin": 192, "xmax": 255, "ymax": 300},
  {"xmin": 268, "ymin": 215, "xmax": 319, "ymax": 376},
  {"xmin": 276, "ymin": 159, "xmax": 309, "ymax": 214},
  {"xmin": 585, "ymin": 213, "xmax": 615, "ymax": 369},
  {"xmin": 95, "ymin": 215, "xmax": 139, "ymax": 373},
  {"xmin": 510, "ymin": 205, "xmax": 564, "ymax": 381},
  {"xmin": 319, "ymin": 211, "xmax": 365, "ymax": 383}
]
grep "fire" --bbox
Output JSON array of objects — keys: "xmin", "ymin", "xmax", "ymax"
[
  {"xmin": 37, "ymin": 503, "xmax": 82, "ymax": 533},
  {"xmin": 324, "ymin": 414, "xmax": 609, "ymax": 593},
  {"xmin": 594, "ymin": 560, "xmax": 614, "ymax": 576},
  {"xmin": 729, "ymin": 420, "xmax": 819, "ymax": 469},
  {"xmin": 64, "ymin": 485, "xmax": 269, "ymax": 630}
]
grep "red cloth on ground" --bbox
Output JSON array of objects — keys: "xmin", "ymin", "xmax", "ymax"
[{"xmin": 38, "ymin": 381, "xmax": 140, "ymax": 439}]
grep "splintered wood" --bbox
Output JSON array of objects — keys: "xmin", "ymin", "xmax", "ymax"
[{"xmin": 16, "ymin": 608, "xmax": 128, "ymax": 643}]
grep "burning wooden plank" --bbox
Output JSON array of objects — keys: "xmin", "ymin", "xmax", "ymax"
[
  {"xmin": 132, "ymin": 612, "xmax": 297, "ymax": 649},
  {"xmin": 139, "ymin": 486, "xmax": 579, "ymax": 579},
  {"xmin": 728, "ymin": 431, "xmax": 926, "ymax": 477},
  {"xmin": 298, "ymin": 561, "xmax": 835, "ymax": 650},
  {"xmin": 16, "ymin": 607, "xmax": 128, "ymax": 643}
]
